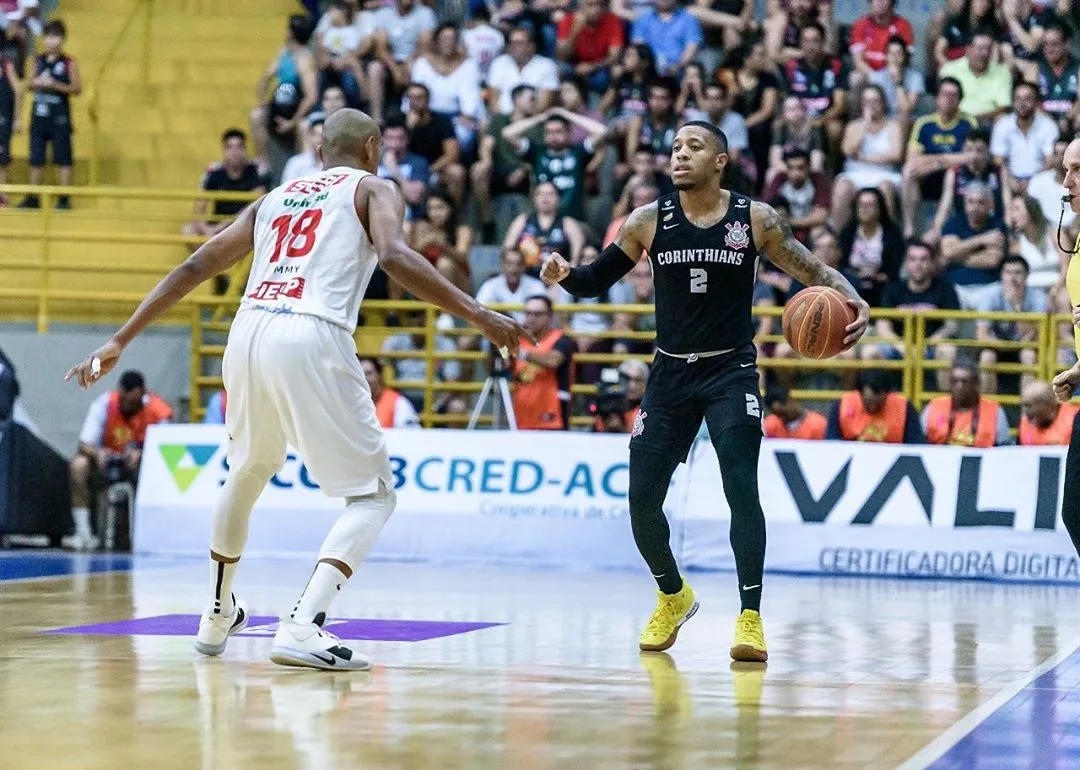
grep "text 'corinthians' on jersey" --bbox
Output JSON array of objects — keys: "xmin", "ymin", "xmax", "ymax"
[{"xmin": 647, "ymin": 191, "xmax": 760, "ymax": 355}]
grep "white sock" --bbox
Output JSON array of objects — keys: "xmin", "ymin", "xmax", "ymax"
[
  {"xmin": 291, "ymin": 562, "xmax": 347, "ymax": 625},
  {"xmin": 72, "ymin": 506, "xmax": 92, "ymax": 538},
  {"xmin": 210, "ymin": 559, "xmax": 238, "ymax": 616}
]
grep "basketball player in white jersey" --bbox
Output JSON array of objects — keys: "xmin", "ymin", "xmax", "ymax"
[{"xmin": 66, "ymin": 109, "xmax": 530, "ymax": 670}]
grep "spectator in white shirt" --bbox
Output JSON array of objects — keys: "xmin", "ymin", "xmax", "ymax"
[
  {"xmin": 1026, "ymin": 137, "xmax": 1074, "ymax": 231},
  {"xmin": 476, "ymin": 249, "xmax": 548, "ymax": 322},
  {"xmin": 1006, "ymin": 194, "xmax": 1065, "ymax": 291},
  {"xmin": 990, "ymin": 81, "xmax": 1059, "ymax": 193},
  {"xmin": 487, "ymin": 26, "xmax": 560, "ymax": 114},
  {"xmin": 281, "ymin": 119, "xmax": 323, "ymax": 182},
  {"xmin": 3, "ymin": 0, "xmax": 39, "ymax": 37},
  {"xmin": 315, "ymin": 0, "xmax": 372, "ymax": 107},
  {"xmin": 411, "ymin": 24, "xmax": 483, "ymax": 154},
  {"xmin": 314, "ymin": 0, "xmax": 375, "ymax": 42},
  {"xmin": 463, "ymin": 7, "xmax": 505, "ymax": 82},
  {"xmin": 368, "ymin": 0, "xmax": 437, "ymax": 123}
]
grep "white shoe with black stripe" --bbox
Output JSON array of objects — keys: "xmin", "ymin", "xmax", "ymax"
[
  {"xmin": 194, "ymin": 597, "xmax": 249, "ymax": 656},
  {"xmin": 269, "ymin": 618, "xmax": 371, "ymax": 671}
]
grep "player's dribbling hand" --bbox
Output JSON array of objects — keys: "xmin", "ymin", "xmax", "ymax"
[
  {"xmin": 540, "ymin": 252, "xmax": 571, "ymax": 285},
  {"xmin": 842, "ymin": 297, "xmax": 871, "ymax": 349},
  {"xmin": 1053, "ymin": 364, "xmax": 1080, "ymax": 403},
  {"xmin": 476, "ymin": 309, "xmax": 536, "ymax": 355},
  {"xmin": 65, "ymin": 339, "xmax": 122, "ymax": 389}
]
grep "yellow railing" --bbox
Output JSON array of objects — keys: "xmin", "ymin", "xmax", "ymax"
[
  {"xmin": 0, "ymin": 184, "xmax": 260, "ymax": 331},
  {"xmin": 87, "ymin": 0, "xmax": 154, "ymax": 186},
  {"xmin": 180, "ymin": 301, "xmax": 1073, "ymax": 428}
]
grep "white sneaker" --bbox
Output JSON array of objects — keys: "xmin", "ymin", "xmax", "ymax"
[
  {"xmin": 194, "ymin": 597, "xmax": 249, "ymax": 656},
  {"xmin": 61, "ymin": 533, "xmax": 100, "ymax": 551},
  {"xmin": 269, "ymin": 618, "xmax": 372, "ymax": 671}
]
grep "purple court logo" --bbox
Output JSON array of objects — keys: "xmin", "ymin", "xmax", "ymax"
[{"xmin": 45, "ymin": 615, "xmax": 504, "ymax": 642}]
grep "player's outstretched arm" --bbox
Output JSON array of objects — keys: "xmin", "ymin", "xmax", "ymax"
[
  {"xmin": 359, "ymin": 176, "xmax": 533, "ymax": 352},
  {"xmin": 65, "ymin": 198, "xmax": 265, "ymax": 388},
  {"xmin": 751, "ymin": 200, "xmax": 870, "ymax": 347},
  {"xmin": 541, "ymin": 202, "xmax": 654, "ymax": 294}
]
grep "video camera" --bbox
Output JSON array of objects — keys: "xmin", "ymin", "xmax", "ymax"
[
  {"xmin": 104, "ymin": 454, "xmax": 128, "ymax": 485},
  {"xmin": 588, "ymin": 368, "xmax": 628, "ymax": 419}
]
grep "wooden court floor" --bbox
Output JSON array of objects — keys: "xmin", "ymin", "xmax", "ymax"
[{"xmin": 2, "ymin": 555, "xmax": 1080, "ymax": 769}]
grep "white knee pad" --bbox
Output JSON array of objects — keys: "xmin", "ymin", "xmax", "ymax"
[
  {"xmin": 209, "ymin": 461, "xmax": 280, "ymax": 559},
  {"xmin": 319, "ymin": 483, "xmax": 397, "ymax": 571}
]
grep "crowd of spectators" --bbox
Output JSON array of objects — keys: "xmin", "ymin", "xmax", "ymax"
[{"xmin": 182, "ymin": 0, "xmax": 1080, "ymax": 434}]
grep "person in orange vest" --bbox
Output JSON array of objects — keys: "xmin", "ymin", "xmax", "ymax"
[
  {"xmin": 763, "ymin": 387, "xmax": 827, "ymax": 440},
  {"xmin": 826, "ymin": 371, "xmax": 925, "ymax": 443},
  {"xmin": 921, "ymin": 362, "xmax": 1011, "ymax": 447},
  {"xmin": 513, "ymin": 294, "xmax": 576, "ymax": 430},
  {"xmin": 68, "ymin": 370, "xmax": 173, "ymax": 550},
  {"xmin": 1020, "ymin": 381, "xmax": 1079, "ymax": 446},
  {"xmin": 357, "ymin": 356, "xmax": 420, "ymax": 428}
]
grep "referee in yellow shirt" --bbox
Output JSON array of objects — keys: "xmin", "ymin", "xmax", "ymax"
[{"xmin": 1051, "ymin": 137, "xmax": 1080, "ymax": 552}]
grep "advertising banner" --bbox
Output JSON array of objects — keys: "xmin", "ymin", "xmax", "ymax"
[{"xmin": 136, "ymin": 426, "xmax": 1080, "ymax": 582}]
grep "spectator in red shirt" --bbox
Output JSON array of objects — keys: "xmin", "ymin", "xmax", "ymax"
[
  {"xmin": 555, "ymin": 0, "xmax": 625, "ymax": 94},
  {"xmin": 848, "ymin": 0, "xmax": 914, "ymax": 87},
  {"xmin": 763, "ymin": 148, "xmax": 831, "ymax": 245}
]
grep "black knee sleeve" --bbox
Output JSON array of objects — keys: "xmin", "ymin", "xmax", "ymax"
[{"xmin": 628, "ymin": 447, "xmax": 683, "ymax": 594}]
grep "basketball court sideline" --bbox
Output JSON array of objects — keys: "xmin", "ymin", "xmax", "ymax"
[{"xmin": 2, "ymin": 554, "xmax": 1079, "ymax": 769}]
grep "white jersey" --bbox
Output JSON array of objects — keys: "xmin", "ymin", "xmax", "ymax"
[{"xmin": 243, "ymin": 166, "xmax": 377, "ymax": 333}]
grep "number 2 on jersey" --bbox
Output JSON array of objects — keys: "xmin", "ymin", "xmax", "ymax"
[
  {"xmin": 269, "ymin": 209, "xmax": 323, "ymax": 263},
  {"xmin": 689, "ymin": 267, "xmax": 708, "ymax": 294}
]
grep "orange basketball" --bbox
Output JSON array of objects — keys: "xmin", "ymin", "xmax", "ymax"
[{"xmin": 782, "ymin": 287, "xmax": 855, "ymax": 360}]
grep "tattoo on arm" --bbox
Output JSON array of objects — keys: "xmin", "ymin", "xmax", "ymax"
[
  {"xmin": 613, "ymin": 202, "xmax": 656, "ymax": 262},
  {"xmin": 753, "ymin": 201, "xmax": 862, "ymax": 302}
]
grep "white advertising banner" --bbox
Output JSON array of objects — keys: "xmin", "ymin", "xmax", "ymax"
[
  {"xmin": 136, "ymin": 426, "xmax": 1080, "ymax": 582},
  {"xmin": 677, "ymin": 439, "xmax": 1079, "ymax": 582},
  {"xmin": 136, "ymin": 425, "xmax": 653, "ymax": 568}
]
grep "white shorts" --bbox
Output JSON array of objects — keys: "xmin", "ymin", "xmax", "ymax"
[
  {"xmin": 222, "ymin": 308, "xmax": 392, "ymax": 498},
  {"xmin": 838, "ymin": 166, "xmax": 902, "ymax": 190}
]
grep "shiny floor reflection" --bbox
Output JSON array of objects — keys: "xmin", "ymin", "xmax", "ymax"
[{"xmin": 2, "ymin": 557, "xmax": 1079, "ymax": 769}]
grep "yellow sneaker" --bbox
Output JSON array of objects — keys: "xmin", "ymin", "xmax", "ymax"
[
  {"xmin": 639, "ymin": 581, "xmax": 698, "ymax": 652},
  {"xmin": 730, "ymin": 609, "xmax": 768, "ymax": 662}
]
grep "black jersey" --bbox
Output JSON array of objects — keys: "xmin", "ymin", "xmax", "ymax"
[
  {"xmin": 31, "ymin": 53, "xmax": 73, "ymax": 125},
  {"xmin": 647, "ymin": 191, "xmax": 760, "ymax": 355},
  {"xmin": 1037, "ymin": 55, "xmax": 1080, "ymax": 123}
]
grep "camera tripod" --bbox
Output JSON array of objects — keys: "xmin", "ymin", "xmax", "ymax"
[{"xmin": 467, "ymin": 353, "xmax": 518, "ymax": 430}]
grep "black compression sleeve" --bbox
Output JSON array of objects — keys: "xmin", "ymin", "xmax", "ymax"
[{"xmin": 558, "ymin": 243, "xmax": 637, "ymax": 298}]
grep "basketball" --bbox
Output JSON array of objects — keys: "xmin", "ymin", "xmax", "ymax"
[{"xmin": 782, "ymin": 287, "xmax": 855, "ymax": 360}]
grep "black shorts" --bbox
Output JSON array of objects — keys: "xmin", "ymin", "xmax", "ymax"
[
  {"xmin": 919, "ymin": 170, "xmax": 946, "ymax": 201},
  {"xmin": 30, "ymin": 119, "xmax": 73, "ymax": 167},
  {"xmin": 630, "ymin": 343, "xmax": 762, "ymax": 461}
]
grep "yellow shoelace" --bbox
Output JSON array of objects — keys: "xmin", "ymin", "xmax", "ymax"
[
  {"xmin": 736, "ymin": 615, "xmax": 765, "ymax": 647},
  {"xmin": 645, "ymin": 597, "xmax": 682, "ymax": 632}
]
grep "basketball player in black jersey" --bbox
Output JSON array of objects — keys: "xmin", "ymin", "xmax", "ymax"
[{"xmin": 541, "ymin": 121, "xmax": 869, "ymax": 661}]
